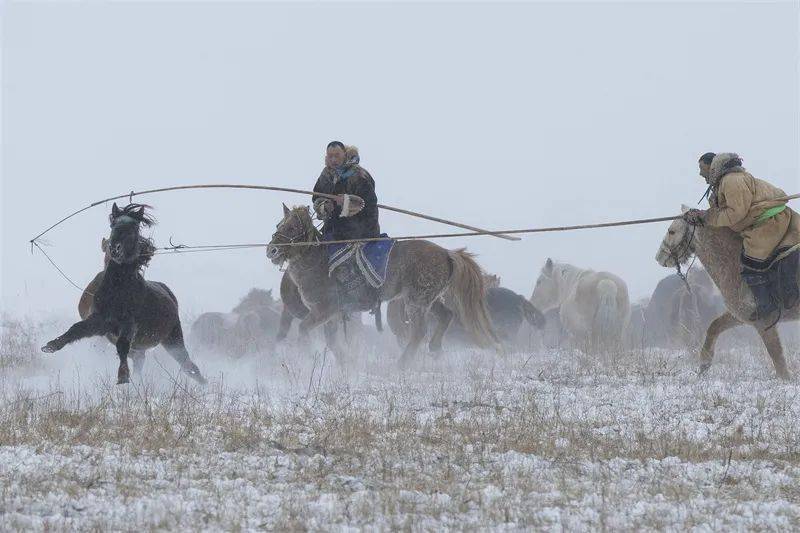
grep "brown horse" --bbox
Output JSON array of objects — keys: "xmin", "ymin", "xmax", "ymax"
[
  {"xmin": 266, "ymin": 205, "xmax": 498, "ymax": 365},
  {"xmin": 276, "ymin": 270, "xmax": 384, "ymax": 341},
  {"xmin": 43, "ymin": 203, "xmax": 207, "ymax": 385}
]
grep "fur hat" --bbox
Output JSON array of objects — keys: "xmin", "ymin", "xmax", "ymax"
[{"xmin": 709, "ymin": 153, "xmax": 744, "ymax": 185}]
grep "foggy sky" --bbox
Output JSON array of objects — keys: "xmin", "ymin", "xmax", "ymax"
[{"xmin": 3, "ymin": 2, "xmax": 799, "ymax": 318}]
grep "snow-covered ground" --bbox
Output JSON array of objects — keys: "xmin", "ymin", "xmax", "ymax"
[{"xmin": 2, "ymin": 317, "xmax": 800, "ymax": 531}]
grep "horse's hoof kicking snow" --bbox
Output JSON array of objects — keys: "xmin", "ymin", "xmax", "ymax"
[{"xmin": 41, "ymin": 342, "xmax": 58, "ymax": 353}]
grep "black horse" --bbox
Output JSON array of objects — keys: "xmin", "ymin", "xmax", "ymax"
[{"xmin": 42, "ymin": 203, "xmax": 207, "ymax": 385}]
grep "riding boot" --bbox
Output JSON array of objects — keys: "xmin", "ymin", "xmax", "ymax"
[
  {"xmin": 742, "ymin": 270, "xmax": 779, "ymax": 321},
  {"xmin": 779, "ymin": 249, "xmax": 799, "ymax": 310}
]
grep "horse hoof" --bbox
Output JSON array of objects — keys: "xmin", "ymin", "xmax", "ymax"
[
  {"xmin": 777, "ymin": 370, "xmax": 791, "ymax": 381},
  {"xmin": 697, "ymin": 362, "xmax": 711, "ymax": 376},
  {"xmin": 41, "ymin": 343, "xmax": 58, "ymax": 353},
  {"xmin": 116, "ymin": 377, "xmax": 130, "ymax": 385}
]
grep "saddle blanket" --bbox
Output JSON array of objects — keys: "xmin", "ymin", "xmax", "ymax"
[{"xmin": 327, "ymin": 234, "xmax": 395, "ymax": 289}]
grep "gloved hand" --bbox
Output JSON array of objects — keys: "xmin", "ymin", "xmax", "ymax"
[
  {"xmin": 338, "ymin": 194, "xmax": 365, "ymax": 217},
  {"xmin": 683, "ymin": 208, "xmax": 706, "ymax": 226},
  {"xmin": 313, "ymin": 198, "xmax": 335, "ymax": 220}
]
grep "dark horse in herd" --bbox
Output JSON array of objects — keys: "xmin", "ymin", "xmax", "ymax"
[{"xmin": 42, "ymin": 204, "xmax": 207, "ymax": 384}]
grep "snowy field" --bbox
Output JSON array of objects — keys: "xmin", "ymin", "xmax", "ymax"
[{"xmin": 2, "ymin": 317, "xmax": 800, "ymax": 531}]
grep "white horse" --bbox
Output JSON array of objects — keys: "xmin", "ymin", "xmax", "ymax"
[
  {"xmin": 656, "ymin": 205, "xmax": 800, "ymax": 378},
  {"xmin": 531, "ymin": 259, "xmax": 631, "ymax": 351}
]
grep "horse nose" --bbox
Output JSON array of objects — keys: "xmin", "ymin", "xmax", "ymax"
[{"xmin": 266, "ymin": 246, "xmax": 280, "ymax": 259}]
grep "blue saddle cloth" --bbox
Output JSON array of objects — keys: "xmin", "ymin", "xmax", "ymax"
[{"xmin": 326, "ymin": 232, "xmax": 395, "ymax": 289}]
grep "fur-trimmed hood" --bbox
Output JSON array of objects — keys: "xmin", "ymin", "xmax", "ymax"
[
  {"xmin": 709, "ymin": 153, "xmax": 745, "ymax": 186},
  {"xmin": 343, "ymin": 145, "xmax": 360, "ymax": 168}
]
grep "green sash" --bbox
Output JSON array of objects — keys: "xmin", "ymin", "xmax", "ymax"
[{"xmin": 755, "ymin": 204, "xmax": 787, "ymax": 226}]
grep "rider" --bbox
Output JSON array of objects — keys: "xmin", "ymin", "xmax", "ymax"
[
  {"xmin": 684, "ymin": 153, "xmax": 799, "ymax": 321},
  {"xmin": 312, "ymin": 141, "xmax": 381, "ymax": 310},
  {"xmin": 698, "ymin": 152, "xmax": 715, "ymax": 203}
]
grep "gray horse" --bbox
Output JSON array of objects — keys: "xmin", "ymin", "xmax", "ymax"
[
  {"xmin": 633, "ymin": 269, "xmax": 725, "ymax": 350},
  {"xmin": 190, "ymin": 289, "xmax": 281, "ymax": 356},
  {"xmin": 656, "ymin": 206, "xmax": 800, "ymax": 378}
]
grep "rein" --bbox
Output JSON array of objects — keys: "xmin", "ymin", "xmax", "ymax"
[
  {"xmin": 271, "ymin": 210, "xmax": 321, "ymax": 271},
  {"xmin": 670, "ymin": 225, "xmax": 698, "ymax": 293}
]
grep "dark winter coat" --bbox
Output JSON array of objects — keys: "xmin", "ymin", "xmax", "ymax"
[{"xmin": 312, "ymin": 146, "xmax": 380, "ymax": 241}]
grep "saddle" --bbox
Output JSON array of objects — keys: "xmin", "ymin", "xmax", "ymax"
[{"xmin": 326, "ymin": 233, "xmax": 395, "ymax": 313}]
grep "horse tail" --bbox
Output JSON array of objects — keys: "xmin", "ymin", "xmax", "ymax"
[
  {"xmin": 593, "ymin": 279, "xmax": 622, "ymax": 347},
  {"xmin": 446, "ymin": 249, "xmax": 500, "ymax": 349},
  {"xmin": 520, "ymin": 298, "xmax": 546, "ymax": 329}
]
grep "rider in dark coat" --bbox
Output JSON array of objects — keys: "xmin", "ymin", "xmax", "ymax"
[
  {"xmin": 312, "ymin": 141, "xmax": 382, "ymax": 312},
  {"xmin": 312, "ymin": 143, "xmax": 380, "ymax": 241}
]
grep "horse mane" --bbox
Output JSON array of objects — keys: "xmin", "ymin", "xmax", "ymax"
[
  {"xmin": 111, "ymin": 203, "xmax": 156, "ymax": 227},
  {"xmin": 291, "ymin": 206, "xmax": 321, "ymax": 242},
  {"xmin": 134, "ymin": 236, "xmax": 156, "ymax": 270},
  {"xmin": 232, "ymin": 288, "xmax": 274, "ymax": 314}
]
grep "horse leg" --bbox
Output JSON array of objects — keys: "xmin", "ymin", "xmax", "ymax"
[
  {"xmin": 131, "ymin": 349, "xmax": 146, "ymax": 377},
  {"xmin": 162, "ymin": 323, "xmax": 208, "ymax": 385},
  {"xmin": 322, "ymin": 320, "xmax": 349, "ymax": 367},
  {"xmin": 398, "ymin": 305, "xmax": 428, "ymax": 368},
  {"xmin": 428, "ymin": 300, "xmax": 453, "ymax": 354},
  {"xmin": 276, "ymin": 308, "xmax": 294, "ymax": 342},
  {"xmin": 41, "ymin": 314, "xmax": 106, "ymax": 353},
  {"xmin": 698, "ymin": 311, "xmax": 741, "ymax": 375},
  {"xmin": 297, "ymin": 308, "xmax": 336, "ymax": 342},
  {"xmin": 387, "ymin": 299, "xmax": 410, "ymax": 348},
  {"xmin": 756, "ymin": 326, "xmax": 790, "ymax": 379},
  {"xmin": 115, "ymin": 321, "xmax": 136, "ymax": 385}
]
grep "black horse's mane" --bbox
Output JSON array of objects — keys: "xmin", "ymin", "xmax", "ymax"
[
  {"xmin": 135, "ymin": 237, "xmax": 156, "ymax": 270},
  {"xmin": 110, "ymin": 203, "xmax": 156, "ymax": 227}
]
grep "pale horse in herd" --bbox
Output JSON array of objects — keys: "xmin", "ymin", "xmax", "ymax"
[{"xmin": 530, "ymin": 259, "xmax": 631, "ymax": 350}]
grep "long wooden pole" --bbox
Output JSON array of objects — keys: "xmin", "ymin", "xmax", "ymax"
[{"xmin": 29, "ymin": 183, "xmax": 519, "ymax": 243}]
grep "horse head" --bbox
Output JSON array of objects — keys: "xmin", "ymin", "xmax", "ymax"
[
  {"xmin": 530, "ymin": 258, "xmax": 576, "ymax": 312},
  {"xmin": 655, "ymin": 205, "xmax": 696, "ymax": 268},
  {"xmin": 266, "ymin": 203, "xmax": 318, "ymax": 265},
  {"xmin": 107, "ymin": 203, "xmax": 155, "ymax": 267}
]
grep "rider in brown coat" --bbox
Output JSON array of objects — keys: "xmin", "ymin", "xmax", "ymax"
[{"xmin": 685, "ymin": 153, "xmax": 799, "ymax": 320}]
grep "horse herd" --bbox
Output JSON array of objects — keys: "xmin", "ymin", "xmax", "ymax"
[{"xmin": 42, "ymin": 203, "xmax": 800, "ymax": 384}]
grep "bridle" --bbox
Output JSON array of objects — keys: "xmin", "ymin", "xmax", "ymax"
[
  {"xmin": 267, "ymin": 210, "xmax": 319, "ymax": 266},
  {"xmin": 664, "ymin": 223, "xmax": 698, "ymax": 292}
]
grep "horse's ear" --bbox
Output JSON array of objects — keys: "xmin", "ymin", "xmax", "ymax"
[
  {"xmin": 112, "ymin": 203, "xmax": 121, "ymax": 218},
  {"xmin": 282, "ymin": 203, "xmax": 290, "ymax": 217},
  {"xmin": 680, "ymin": 204, "xmax": 691, "ymax": 214},
  {"xmin": 544, "ymin": 258, "xmax": 553, "ymax": 273}
]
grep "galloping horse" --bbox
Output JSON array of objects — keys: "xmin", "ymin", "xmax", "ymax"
[
  {"xmin": 42, "ymin": 203, "xmax": 207, "ymax": 385},
  {"xmin": 656, "ymin": 205, "xmax": 800, "ymax": 378},
  {"xmin": 266, "ymin": 205, "xmax": 498, "ymax": 365}
]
